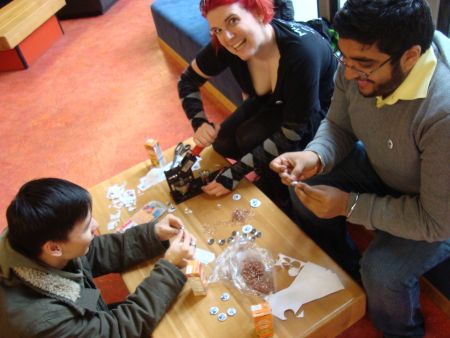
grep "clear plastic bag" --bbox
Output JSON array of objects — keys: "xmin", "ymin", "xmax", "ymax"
[{"xmin": 207, "ymin": 238, "xmax": 275, "ymax": 297}]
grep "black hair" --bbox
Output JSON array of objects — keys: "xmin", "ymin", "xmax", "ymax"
[
  {"xmin": 334, "ymin": 0, "xmax": 434, "ymax": 61},
  {"xmin": 6, "ymin": 178, "xmax": 92, "ymax": 259},
  {"xmin": 273, "ymin": 0, "xmax": 294, "ymax": 21}
]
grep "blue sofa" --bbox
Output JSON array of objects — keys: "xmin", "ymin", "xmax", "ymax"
[{"xmin": 150, "ymin": 0, "xmax": 243, "ymax": 108}]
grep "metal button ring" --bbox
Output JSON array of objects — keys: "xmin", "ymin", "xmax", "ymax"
[{"xmin": 387, "ymin": 139, "xmax": 394, "ymax": 149}]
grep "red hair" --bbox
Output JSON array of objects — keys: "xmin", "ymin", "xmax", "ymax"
[{"xmin": 200, "ymin": 0, "xmax": 274, "ymax": 23}]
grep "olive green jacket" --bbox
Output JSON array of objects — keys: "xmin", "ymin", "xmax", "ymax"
[{"xmin": 0, "ymin": 222, "xmax": 186, "ymax": 337}]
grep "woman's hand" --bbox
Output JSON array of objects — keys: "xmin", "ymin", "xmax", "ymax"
[
  {"xmin": 201, "ymin": 180, "xmax": 231, "ymax": 196},
  {"xmin": 193, "ymin": 123, "xmax": 220, "ymax": 148}
]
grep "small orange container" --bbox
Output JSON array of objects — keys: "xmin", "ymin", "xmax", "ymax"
[
  {"xmin": 144, "ymin": 138, "xmax": 164, "ymax": 167},
  {"xmin": 250, "ymin": 302, "xmax": 273, "ymax": 338},
  {"xmin": 185, "ymin": 260, "xmax": 207, "ymax": 296}
]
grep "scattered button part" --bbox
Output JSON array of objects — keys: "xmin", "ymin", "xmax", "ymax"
[
  {"xmin": 242, "ymin": 224, "xmax": 253, "ymax": 234},
  {"xmin": 220, "ymin": 292, "xmax": 230, "ymax": 301},
  {"xmin": 232, "ymin": 193, "xmax": 241, "ymax": 201},
  {"xmin": 200, "ymin": 170, "xmax": 210, "ymax": 184},
  {"xmin": 387, "ymin": 139, "xmax": 394, "ymax": 149},
  {"xmin": 250, "ymin": 198, "xmax": 261, "ymax": 208},
  {"xmin": 167, "ymin": 202, "xmax": 176, "ymax": 213},
  {"xmin": 217, "ymin": 312, "xmax": 228, "ymax": 321},
  {"xmin": 210, "ymin": 306, "xmax": 219, "ymax": 315},
  {"xmin": 207, "ymin": 238, "xmax": 215, "ymax": 245},
  {"xmin": 227, "ymin": 307, "xmax": 237, "ymax": 316}
]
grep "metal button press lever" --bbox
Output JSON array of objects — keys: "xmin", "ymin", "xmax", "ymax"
[{"xmin": 171, "ymin": 142, "xmax": 191, "ymax": 169}]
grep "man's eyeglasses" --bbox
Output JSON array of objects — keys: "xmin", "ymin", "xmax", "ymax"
[{"xmin": 332, "ymin": 47, "xmax": 392, "ymax": 80}]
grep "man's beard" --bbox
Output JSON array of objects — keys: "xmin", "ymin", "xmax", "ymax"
[{"xmin": 359, "ymin": 61, "xmax": 406, "ymax": 98}]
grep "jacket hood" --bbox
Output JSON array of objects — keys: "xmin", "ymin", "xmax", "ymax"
[
  {"xmin": 0, "ymin": 230, "xmax": 42, "ymax": 279},
  {"xmin": 0, "ymin": 230, "xmax": 83, "ymax": 302},
  {"xmin": 434, "ymin": 31, "xmax": 450, "ymax": 68}
]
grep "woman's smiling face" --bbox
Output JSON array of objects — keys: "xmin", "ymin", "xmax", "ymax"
[{"xmin": 206, "ymin": 2, "xmax": 266, "ymax": 61}]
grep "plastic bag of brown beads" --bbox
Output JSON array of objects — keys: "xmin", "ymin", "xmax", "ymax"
[
  {"xmin": 208, "ymin": 238, "xmax": 275, "ymax": 297},
  {"xmin": 240, "ymin": 259, "xmax": 274, "ymax": 295}
]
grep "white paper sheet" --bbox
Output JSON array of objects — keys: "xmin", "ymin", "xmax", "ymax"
[{"xmin": 267, "ymin": 259, "xmax": 345, "ymax": 320}]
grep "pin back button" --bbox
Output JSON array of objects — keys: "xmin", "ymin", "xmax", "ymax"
[
  {"xmin": 227, "ymin": 307, "xmax": 237, "ymax": 316},
  {"xmin": 220, "ymin": 292, "xmax": 230, "ymax": 301},
  {"xmin": 217, "ymin": 312, "xmax": 228, "ymax": 321}
]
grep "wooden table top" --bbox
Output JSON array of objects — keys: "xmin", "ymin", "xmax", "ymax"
[
  {"xmin": 90, "ymin": 142, "xmax": 366, "ymax": 338},
  {"xmin": 0, "ymin": 0, "xmax": 66, "ymax": 50}
]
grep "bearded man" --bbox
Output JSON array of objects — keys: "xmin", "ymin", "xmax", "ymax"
[{"xmin": 270, "ymin": 1, "xmax": 450, "ymax": 337}]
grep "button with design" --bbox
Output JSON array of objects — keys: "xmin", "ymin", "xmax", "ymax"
[
  {"xmin": 227, "ymin": 307, "xmax": 237, "ymax": 316},
  {"xmin": 210, "ymin": 306, "xmax": 219, "ymax": 315},
  {"xmin": 217, "ymin": 313, "xmax": 228, "ymax": 321}
]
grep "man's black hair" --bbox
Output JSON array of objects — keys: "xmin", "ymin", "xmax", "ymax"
[
  {"xmin": 6, "ymin": 178, "xmax": 92, "ymax": 259},
  {"xmin": 273, "ymin": 0, "xmax": 295, "ymax": 21},
  {"xmin": 334, "ymin": 0, "xmax": 434, "ymax": 61}
]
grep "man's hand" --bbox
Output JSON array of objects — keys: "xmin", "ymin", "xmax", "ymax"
[
  {"xmin": 193, "ymin": 123, "xmax": 220, "ymax": 148},
  {"xmin": 155, "ymin": 214, "xmax": 184, "ymax": 241},
  {"xmin": 164, "ymin": 230, "xmax": 196, "ymax": 268},
  {"xmin": 201, "ymin": 180, "xmax": 230, "ymax": 196},
  {"xmin": 294, "ymin": 182, "xmax": 349, "ymax": 219},
  {"xmin": 270, "ymin": 151, "xmax": 322, "ymax": 184}
]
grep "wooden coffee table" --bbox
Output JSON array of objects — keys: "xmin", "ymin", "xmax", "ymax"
[{"xmin": 90, "ymin": 142, "xmax": 365, "ymax": 338}]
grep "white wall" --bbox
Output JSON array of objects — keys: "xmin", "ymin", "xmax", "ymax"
[
  {"xmin": 293, "ymin": 0, "xmax": 440, "ymax": 24},
  {"xmin": 293, "ymin": 0, "xmax": 319, "ymax": 21}
]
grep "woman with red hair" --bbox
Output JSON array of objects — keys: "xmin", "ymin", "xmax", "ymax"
[{"xmin": 178, "ymin": 0, "xmax": 336, "ymax": 214}]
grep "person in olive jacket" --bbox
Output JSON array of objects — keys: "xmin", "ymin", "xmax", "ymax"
[{"xmin": 0, "ymin": 177, "xmax": 197, "ymax": 338}]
